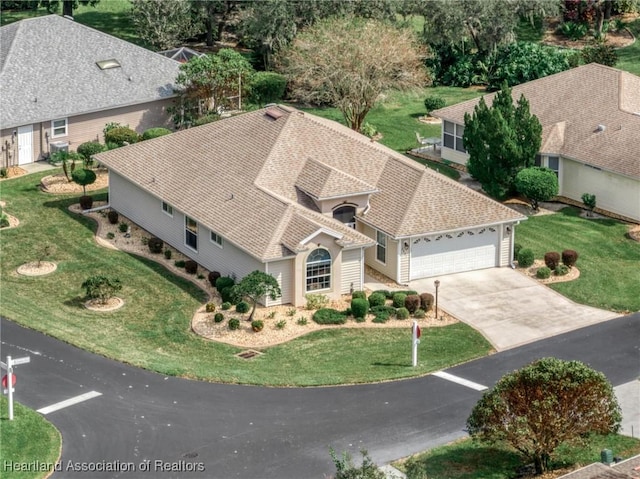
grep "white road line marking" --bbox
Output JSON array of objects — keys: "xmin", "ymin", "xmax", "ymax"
[
  {"xmin": 37, "ymin": 391, "xmax": 102, "ymax": 415},
  {"xmin": 432, "ymin": 371, "xmax": 488, "ymax": 391}
]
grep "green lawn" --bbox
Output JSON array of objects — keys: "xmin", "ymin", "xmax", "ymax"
[
  {"xmin": 396, "ymin": 434, "xmax": 640, "ymax": 479},
  {"xmin": 516, "ymin": 207, "xmax": 640, "ymax": 313},
  {"xmin": 0, "ymin": 397, "xmax": 61, "ymax": 479},
  {"xmin": 0, "ymin": 171, "xmax": 492, "ymax": 386},
  {"xmin": 617, "ymin": 18, "xmax": 640, "ymax": 76}
]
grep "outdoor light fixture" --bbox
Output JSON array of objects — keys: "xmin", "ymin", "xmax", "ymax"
[{"xmin": 434, "ymin": 279, "xmax": 440, "ymax": 320}]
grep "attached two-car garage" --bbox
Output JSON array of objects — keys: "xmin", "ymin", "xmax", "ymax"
[{"xmin": 409, "ymin": 227, "xmax": 499, "ymax": 280}]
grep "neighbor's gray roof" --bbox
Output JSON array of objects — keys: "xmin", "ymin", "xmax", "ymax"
[
  {"xmin": 0, "ymin": 15, "xmax": 181, "ymax": 129},
  {"xmin": 431, "ymin": 63, "xmax": 640, "ymax": 180},
  {"xmin": 95, "ymin": 106, "xmax": 523, "ymax": 262}
]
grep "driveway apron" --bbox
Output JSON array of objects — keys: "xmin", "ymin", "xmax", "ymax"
[{"xmin": 408, "ymin": 268, "xmax": 619, "ymax": 351}]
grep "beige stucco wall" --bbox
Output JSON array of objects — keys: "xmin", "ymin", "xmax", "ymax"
[
  {"xmin": 316, "ymin": 194, "xmax": 371, "ymax": 215},
  {"xmin": 561, "ymin": 158, "xmax": 640, "ymax": 221}
]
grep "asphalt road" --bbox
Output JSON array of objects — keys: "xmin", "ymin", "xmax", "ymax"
[{"xmin": 1, "ymin": 313, "xmax": 638, "ymax": 479}]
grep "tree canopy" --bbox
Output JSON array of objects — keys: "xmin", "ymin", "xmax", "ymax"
[
  {"xmin": 515, "ymin": 167, "xmax": 558, "ymax": 210},
  {"xmin": 467, "ymin": 357, "xmax": 621, "ymax": 475},
  {"xmin": 276, "ymin": 16, "xmax": 429, "ymax": 132},
  {"xmin": 463, "ymin": 83, "xmax": 542, "ymax": 199},
  {"xmin": 131, "ymin": 0, "xmax": 198, "ymax": 50},
  {"xmin": 232, "ymin": 271, "xmax": 281, "ymax": 321}
]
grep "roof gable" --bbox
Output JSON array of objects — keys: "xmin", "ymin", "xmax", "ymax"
[
  {"xmin": 296, "ymin": 158, "xmax": 377, "ymax": 200},
  {"xmin": 0, "ymin": 15, "xmax": 181, "ymax": 128}
]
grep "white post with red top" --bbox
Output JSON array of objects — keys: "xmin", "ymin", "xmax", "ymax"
[
  {"xmin": 1, "ymin": 355, "xmax": 30, "ymax": 420},
  {"xmin": 412, "ymin": 321, "xmax": 421, "ymax": 367}
]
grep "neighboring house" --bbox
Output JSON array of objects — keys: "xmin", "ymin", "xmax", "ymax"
[
  {"xmin": 0, "ymin": 15, "xmax": 181, "ymax": 167},
  {"xmin": 95, "ymin": 106, "xmax": 525, "ymax": 307},
  {"xmin": 557, "ymin": 454, "xmax": 640, "ymax": 479},
  {"xmin": 432, "ymin": 63, "xmax": 640, "ymax": 223},
  {"xmin": 158, "ymin": 46, "xmax": 205, "ymax": 63}
]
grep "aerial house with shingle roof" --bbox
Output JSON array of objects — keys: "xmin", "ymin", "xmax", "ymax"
[
  {"xmin": 432, "ymin": 63, "xmax": 640, "ymax": 222},
  {"xmin": 95, "ymin": 105, "xmax": 526, "ymax": 307}
]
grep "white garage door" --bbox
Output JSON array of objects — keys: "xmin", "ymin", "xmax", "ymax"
[{"xmin": 410, "ymin": 227, "xmax": 499, "ymax": 280}]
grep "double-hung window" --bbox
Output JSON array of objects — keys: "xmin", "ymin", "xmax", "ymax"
[
  {"xmin": 51, "ymin": 118, "xmax": 68, "ymax": 138},
  {"xmin": 162, "ymin": 201, "xmax": 173, "ymax": 216},
  {"xmin": 185, "ymin": 216, "xmax": 198, "ymax": 251},
  {"xmin": 210, "ymin": 231, "xmax": 223, "ymax": 247},
  {"xmin": 376, "ymin": 231, "xmax": 387, "ymax": 264}
]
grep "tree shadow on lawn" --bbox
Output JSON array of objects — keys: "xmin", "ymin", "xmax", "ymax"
[
  {"xmin": 372, "ymin": 361, "xmax": 413, "ymax": 368},
  {"xmin": 557, "ymin": 206, "xmax": 624, "ymax": 227}
]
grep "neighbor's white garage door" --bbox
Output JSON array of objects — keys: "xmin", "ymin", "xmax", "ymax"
[{"xmin": 410, "ymin": 227, "xmax": 499, "ymax": 280}]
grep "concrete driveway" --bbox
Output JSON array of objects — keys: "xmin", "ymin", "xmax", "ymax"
[{"xmin": 408, "ymin": 268, "xmax": 619, "ymax": 351}]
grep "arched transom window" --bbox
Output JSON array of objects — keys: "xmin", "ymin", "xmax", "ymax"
[
  {"xmin": 333, "ymin": 205, "xmax": 356, "ymax": 229},
  {"xmin": 306, "ymin": 248, "xmax": 331, "ymax": 292}
]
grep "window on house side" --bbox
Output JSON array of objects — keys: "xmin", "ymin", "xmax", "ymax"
[
  {"xmin": 376, "ymin": 231, "xmax": 387, "ymax": 264},
  {"xmin": 210, "ymin": 231, "xmax": 223, "ymax": 247},
  {"xmin": 306, "ymin": 248, "xmax": 331, "ymax": 292},
  {"xmin": 51, "ymin": 118, "xmax": 67, "ymax": 138},
  {"xmin": 162, "ymin": 201, "xmax": 173, "ymax": 216},
  {"xmin": 185, "ymin": 216, "xmax": 198, "ymax": 251}
]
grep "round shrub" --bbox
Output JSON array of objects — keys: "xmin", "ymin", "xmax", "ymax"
[
  {"xmin": 141, "ymin": 127, "xmax": 171, "ymax": 140},
  {"xmin": 216, "ymin": 276, "xmax": 235, "ymax": 291},
  {"xmin": 221, "ymin": 302, "xmax": 231, "ymax": 311},
  {"xmin": 148, "ymin": 237, "xmax": 164, "ymax": 254},
  {"xmin": 404, "ymin": 294, "xmax": 421, "ymax": 314},
  {"xmin": 251, "ymin": 320, "xmax": 264, "ymax": 332},
  {"xmin": 104, "ymin": 126, "xmax": 139, "ymax": 147},
  {"xmin": 248, "ymin": 71, "xmax": 287, "ymax": 105},
  {"xmin": 236, "ymin": 301, "xmax": 250, "ymax": 314},
  {"xmin": 414, "ymin": 308, "xmax": 426, "ymax": 319},
  {"xmin": 517, "ymin": 248, "xmax": 535, "ymax": 268},
  {"xmin": 562, "ymin": 249, "xmax": 579, "ymax": 267},
  {"xmin": 118, "ymin": 222, "xmax": 128, "ymax": 233},
  {"xmin": 312, "ymin": 308, "xmax": 347, "ymax": 325},
  {"xmin": 424, "ymin": 95, "xmax": 446, "ymax": 114},
  {"xmin": 536, "ymin": 266, "xmax": 551, "ymax": 279},
  {"xmin": 79, "ymin": 195, "xmax": 93, "ymax": 210},
  {"xmin": 174, "ymin": 259, "xmax": 185, "ymax": 267},
  {"xmin": 555, "ymin": 264, "xmax": 570, "ymax": 276},
  {"xmin": 392, "ymin": 292, "xmax": 407, "ymax": 309},
  {"xmin": 107, "ymin": 210, "xmax": 119, "ymax": 224},
  {"xmin": 368, "ymin": 292, "xmax": 386, "ymax": 308},
  {"xmin": 351, "ymin": 298, "xmax": 370, "ymax": 319},
  {"xmin": 205, "ymin": 302, "xmax": 216, "ymax": 313},
  {"xmin": 208, "ymin": 271, "xmax": 221, "ymax": 287},
  {"xmin": 185, "ymin": 260, "xmax": 198, "ymax": 274},
  {"xmin": 228, "ymin": 318, "xmax": 240, "ymax": 330},
  {"xmin": 214, "ymin": 312, "xmax": 224, "ymax": 323},
  {"xmin": 351, "ymin": 290, "xmax": 367, "ymax": 300},
  {"xmin": 220, "ymin": 286, "xmax": 236, "ymax": 304},
  {"xmin": 396, "ymin": 307, "xmax": 410, "ymax": 320},
  {"xmin": 372, "ymin": 289, "xmax": 390, "ymax": 299},
  {"xmin": 76, "ymin": 141, "xmax": 106, "ymax": 164},
  {"xmin": 544, "ymin": 251, "xmax": 561, "ymax": 270},
  {"xmin": 420, "ymin": 292, "xmax": 434, "ymax": 311},
  {"xmin": 164, "ymin": 249, "xmax": 172, "ymax": 259}
]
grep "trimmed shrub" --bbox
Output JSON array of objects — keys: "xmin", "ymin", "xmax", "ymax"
[
  {"xmin": 248, "ymin": 71, "xmax": 287, "ymax": 105},
  {"xmin": 517, "ymin": 248, "xmax": 535, "ymax": 268},
  {"xmin": 372, "ymin": 315, "xmax": 388, "ymax": 324},
  {"xmin": 221, "ymin": 302, "xmax": 231, "ymax": 310},
  {"xmin": 104, "ymin": 126, "xmax": 139, "ymax": 147},
  {"xmin": 420, "ymin": 293, "xmax": 434, "ymax": 311},
  {"xmin": 371, "ymin": 289, "xmax": 391, "ymax": 299},
  {"xmin": 174, "ymin": 260, "xmax": 186, "ymax": 268},
  {"xmin": 305, "ymin": 293, "xmax": 329, "ymax": 310},
  {"xmin": 555, "ymin": 264, "xmax": 570, "ymax": 276},
  {"xmin": 351, "ymin": 290, "xmax": 367, "ymax": 300},
  {"xmin": 392, "ymin": 292, "xmax": 407, "ymax": 309},
  {"xmin": 142, "ymin": 127, "xmax": 171, "ymax": 140},
  {"xmin": 228, "ymin": 318, "xmax": 240, "ymax": 330},
  {"xmin": 76, "ymin": 141, "xmax": 106, "ymax": 166},
  {"xmin": 312, "ymin": 308, "xmax": 347, "ymax": 325},
  {"xmin": 424, "ymin": 95, "xmax": 446, "ymax": 114},
  {"xmin": 251, "ymin": 320, "xmax": 264, "ymax": 332},
  {"xmin": 164, "ymin": 249, "xmax": 172, "ymax": 259},
  {"xmin": 536, "ymin": 266, "xmax": 552, "ymax": 279},
  {"xmin": 214, "ymin": 312, "xmax": 224, "ymax": 323},
  {"xmin": 236, "ymin": 301, "xmax": 250, "ymax": 314},
  {"xmin": 208, "ymin": 271, "xmax": 221, "ymax": 287},
  {"xmin": 544, "ymin": 251, "xmax": 561, "ymax": 270},
  {"xmin": 396, "ymin": 290, "xmax": 418, "ymax": 297},
  {"xmin": 216, "ymin": 276, "xmax": 235, "ymax": 292},
  {"xmin": 562, "ymin": 249, "xmax": 579, "ymax": 267},
  {"xmin": 414, "ymin": 308, "xmax": 426, "ymax": 319},
  {"xmin": 396, "ymin": 307, "xmax": 410, "ymax": 320},
  {"xmin": 148, "ymin": 237, "xmax": 164, "ymax": 254},
  {"xmin": 119, "ymin": 222, "xmax": 129, "ymax": 233},
  {"xmin": 107, "ymin": 210, "xmax": 119, "ymax": 224},
  {"xmin": 205, "ymin": 302, "xmax": 216, "ymax": 313},
  {"xmin": 404, "ymin": 294, "xmax": 421, "ymax": 314},
  {"xmin": 368, "ymin": 292, "xmax": 386, "ymax": 308},
  {"xmin": 370, "ymin": 305, "xmax": 395, "ymax": 323},
  {"xmin": 220, "ymin": 286, "xmax": 236, "ymax": 304},
  {"xmin": 351, "ymin": 298, "xmax": 370, "ymax": 319},
  {"xmin": 185, "ymin": 260, "xmax": 198, "ymax": 274},
  {"xmin": 81, "ymin": 275, "xmax": 122, "ymax": 304},
  {"xmin": 79, "ymin": 195, "xmax": 93, "ymax": 210}
]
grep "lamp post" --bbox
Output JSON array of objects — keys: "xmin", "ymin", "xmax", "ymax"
[{"xmin": 434, "ymin": 280, "xmax": 440, "ymax": 320}]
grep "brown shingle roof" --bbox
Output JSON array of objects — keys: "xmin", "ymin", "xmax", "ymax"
[
  {"xmin": 431, "ymin": 63, "xmax": 640, "ymax": 180},
  {"xmin": 96, "ymin": 106, "xmax": 522, "ymax": 261}
]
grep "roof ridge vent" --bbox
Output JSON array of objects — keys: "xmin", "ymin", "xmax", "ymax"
[{"xmin": 265, "ymin": 108, "xmax": 284, "ymax": 120}]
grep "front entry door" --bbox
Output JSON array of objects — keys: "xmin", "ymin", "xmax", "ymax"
[{"xmin": 17, "ymin": 125, "xmax": 33, "ymax": 165}]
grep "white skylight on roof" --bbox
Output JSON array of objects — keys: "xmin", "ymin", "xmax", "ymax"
[{"xmin": 96, "ymin": 59, "xmax": 121, "ymax": 70}]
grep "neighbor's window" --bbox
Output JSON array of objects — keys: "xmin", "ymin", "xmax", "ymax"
[
  {"xmin": 51, "ymin": 118, "xmax": 68, "ymax": 138},
  {"xmin": 306, "ymin": 248, "xmax": 331, "ymax": 292},
  {"xmin": 162, "ymin": 201, "xmax": 173, "ymax": 216},
  {"xmin": 443, "ymin": 121, "xmax": 466, "ymax": 153},
  {"xmin": 376, "ymin": 231, "xmax": 387, "ymax": 264},
  {"xmin": 185, "ymin": 216, "xmax": 198, "ymax": 251},
  {"xmin": 210, "ymin": 231, "xmax": 223, "ymax": 247}
]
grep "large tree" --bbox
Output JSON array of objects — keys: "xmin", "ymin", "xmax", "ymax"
[
  {"xmin": 131, "ymin": 0, "xmax": 198, "ymax": 50},
  {"xmin": 276, "ymin": 16, "xmax": 429, "ymax": 132},
  {"xmin": 38, "ymin": 0, "xmax": 100, "ymax": 17},
  {"xmin": 232, "ymin": 271, "xmax": 281, "ymax": 321},
  {"xmin": 463, "ymin": 83, "xmax": 542, "ymax": 199},
  {"xmin": 172, "ymin": 48, "xmax": 254, "ymax": 128},
  {"xmin": 467, "ymin": 357, "xmax": 621, "ymax": 475}
]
